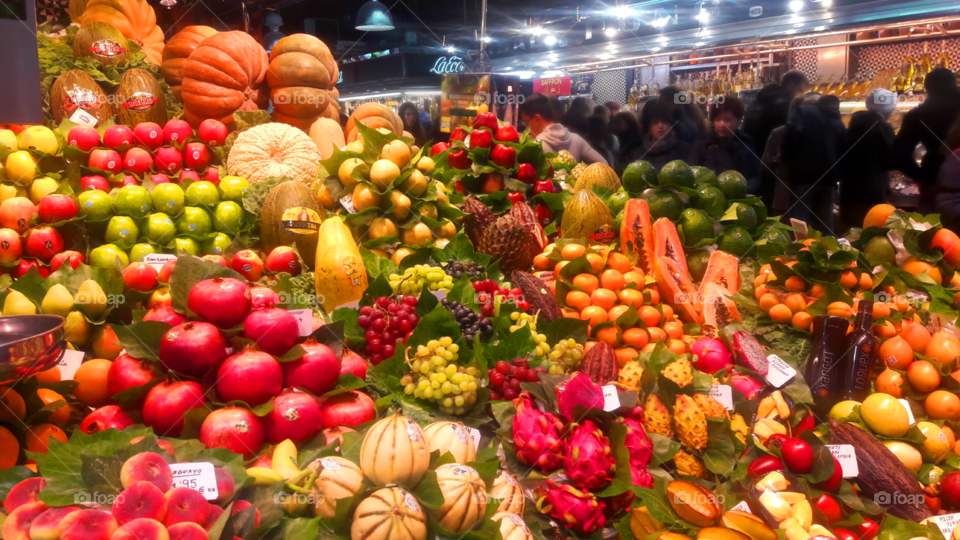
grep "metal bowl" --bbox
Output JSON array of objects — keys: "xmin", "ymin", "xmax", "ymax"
[{"xmin": 0, "ymin": 315, "xmax": 67, "ymax": 385}]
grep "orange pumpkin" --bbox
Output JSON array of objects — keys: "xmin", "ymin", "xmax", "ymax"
[
  {"xmin": 180, "ymin": 31, "xmax": 269, "ymax": 127},
  {"xmin": 79, "ymin": 0, "xmax": 164, "ymax": 65},
  {"xmin": 345, "ymin": 102, "xmax": 403, "ymax": 142},
  {"xmin": 267, "ymin": 34, "xmax": 340, "ymax": 129},
  {"xmin": 160, "ymin": 26, "xmax": 218, "ymax": 100}
]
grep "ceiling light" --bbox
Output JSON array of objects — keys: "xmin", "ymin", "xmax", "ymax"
[
  {"xmin": 695, "ymin": 10, "xmax": 710, "ymax": 22},
  {"xmin": 538, "ymin": 60, "xmax": 553, "ymax": 67},
  {"xmin": 599, "ymin": 53, "xmax": 613, "ymax": 60},
  {"xmin": 503, "ymin": 66, "xmax": 513, "ymax": 71},
  {"xmin": 446, "ymin": 46, "xmax": 455, "ymax": 53},
  {"xmin": 695, "ymin": 41, "xmax": 706, "ymax": 46},
  {"xmin": 788, "ymin": 0, "xmax": 803, "ymax": 11},
  {"xmin": 542, "ymin": 70, "xmax": 564, "ymax": 77},
  {"xmin": 356, "ymin": 0, "xmax": 395, "ymax": 31},
  {"xmin": 482, "ymin": 36, "xmax": 491, "ymax": 43},
  {"xmin": 604, "ymin": 27, "xmax": 618, "ymax": 37},
  {"xmin": 544, "ymin": 35, "xmax": 557, "ymax": 45},
  {"xmin": 530, "ymin": 26, "xmax": 545, "ymax": 36},
  {"xmin": 651, "ymin": 47, "xmax": 661, "ymax": 52},
  {"xmin": 609, "ymin": 6, "xmax": 633, "ymax": 18},
  {"xmin": 651, "ymin": 17, "xmax": 670, "ymax": 28},
  {"xmin": 515, "ymin": 71, "xmax": 535, "ymax": 79},
  {"xmin": 815, "ymin": 25, "xmax": 826, "ymax": 31},
  {"xmin": 821, "ymin": 0, "xmax": 833, "ymax": 6}
]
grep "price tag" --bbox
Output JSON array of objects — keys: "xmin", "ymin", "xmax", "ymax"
[
  {"xmin": 339, "ymin": 194, "xmax": 358, "ymax": 214},
  {"xmin": 897, "ymin": 399, "xmax": 916, "ymax": 425},
  {"xmin": 287, "ymin": 308, "xmax": 314, "ymax": 336},
  {"xmin": 169, "ymin": 463, "xmax": 219, "ymax": 501},
  {"xmin": 932, "ymin": 513, "xmax": 960, "ymax": 538},
  {"xmin": 731, "ymin": 500, "xmax": 752, "ymax": 513},
  {"xmin": 467, "ymin": 428, "xmax": 481, "ymax": 450},
  {"xmin": 708, "ymin": 385, "xmax": 734, "ymax": 410},
  {"xmin": 602, "ymin": 385, "xmax": 620, "ymax": 411},
  {"xmin": 837, "ymin": 238, "xmax": 852, "ymax": 247},
  {"xmin": 432, "ymin": 290, "xmax": 447, "ymax": 302},
  {"xmin": 764, "ymin": 354, "xmax": 797, "ymax": 388},
  {"xmin": 69, "ymin": 109, "xmax": 99, "ymax": 127},
  {"xmin": 826, "ymin": 444, "xmax": 859, "ymax": 478},
  {"xmin": 790, "ymin": 219, "xmax": 808, "ymax": 241},
  {"xmin": 58, "ymin": 349, "xmax": 85, "ymax": 380},
  {"xmin": 143, "ymin": 253, "xmax": 177, "ymax": 272}
]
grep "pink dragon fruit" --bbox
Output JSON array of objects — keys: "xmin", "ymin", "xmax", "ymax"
[
  {"xmin": 690, "ymin": 337, "xmax": 734, "ymax": 374},
  {"xmin": 622, "ymin": 418, "xmax": 654, "ymax": 488},
  {"xmin": 562, "ymin": 420, "xmax": 616, "ymax": 490},
  {"xmin": 537, "ymin": 480, "xmax": 607, "ymax": 533},
  {"xmin": 555, "ymin": 373, "xmax": 604, "ymax": 421},
  {"xmin": 732, "ymin": 331, "xmax": 769, "ymax": 374},
  {"xmin": 730, "ymin": 372, "xmax": 765, "ymax": 399},
  {"xmin": 513, "ymin": 393, "xmax": 565, "ymax": 472}
]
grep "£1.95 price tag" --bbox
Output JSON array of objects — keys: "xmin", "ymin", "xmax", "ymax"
[
  {"xmin": 287, "ymin": 309, "xmax": 314, "ymax": 336},
  {"xmin": 826, "ymin": 444, "xmax": 859, "ymax": 478},
  {"xmin": 169, "ymin": 463, "xmax": 219, "ymax": 500},
  {"xmin": 764, "ymin": 354, "xmax": 798, "ymax": 388}
]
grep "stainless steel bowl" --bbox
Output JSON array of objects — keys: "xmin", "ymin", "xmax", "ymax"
[{"xmin": 0, "ymin": 315, "xmax": 67, "ymax": 385}]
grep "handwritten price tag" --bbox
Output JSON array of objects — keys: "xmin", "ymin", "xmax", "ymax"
[
  {"xmin": 709, "ymin": 385, "xmax": 734, "ymax": 410},
  {"xmin": 826, "ymin": 444, "xmax": 859, "ymax": 478},
  {"xmin": 169, "ymin": 463, "xmax": 219, "ymax": 501},
  {"xmin": 339, "ymin": 194, "xmax": 358, "ymax": 214},
  {"xmin": 602, "ymin": 385, "xmax": 620, "ymax": 411},
  {"xmin": 764, "ymin": 354, "xmax": 797, "ymax": 388},
  {"xmin": 58, "ymin": 349, "xmax": 85, "ymax": 381},
  {"xmin": 932, "ymin": 513, "xmax": 960, "ymax": 538},
  {"xmin": 287, "ymin": 308, "xmax": 314, "ymax": 336},
  {"xmin": 143, "ymin": 253, "xmax": 177, "ymax": 272}
]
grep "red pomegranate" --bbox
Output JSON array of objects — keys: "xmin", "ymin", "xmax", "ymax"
[
  {"xmin": 243, "ymin": 307, "xmax": 299, "ymax": 356},
  {"xmin": 79, "ymin": 405, "xmax": 134, "ymax": 434},
  {"xmin": 339, "ymin": 350, "xmax": 368, "ymax": 381},
  {"xmin": 262, "ymin": 390, "xmax": 322, "ymax": 444},
  {"xmin": 320, "ymin": 390, "xmax": 375, "ymax": 428},
  {"xmin": 187, "ymin": 277, "xmax": 251, "ymax": 328},
  {"xmin": 142, "ymin": 379, "xmax": 209, "ymax": 437},
  {"xmin": 107, "ymin": 354, "xmax": 159, "ymax": 409},
  {"xmin": 143, "ymin": 304, "xmax": 186, "ymax": 326},
  {"xmin": 215, "ymin": 348, "xmax": 283, "ymax": 406},
  {"xmin": 282, "ymin": 339, "xmax": 339, "ymax": 394},
  {"xmin": 159, "ymin": 322, "xmax": 228, "ymax": 377},
  {"xmin": 249, "ymin": 286, "xmax": 280, "ymax": 308},
  {"xmin": 199, "ymin": 407, "xmax": 264, "ymax": 459}
]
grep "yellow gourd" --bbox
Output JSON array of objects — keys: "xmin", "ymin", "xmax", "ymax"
[{"xmin": 314, "ymin": 217, "xmax": 367, "ymax": 312}]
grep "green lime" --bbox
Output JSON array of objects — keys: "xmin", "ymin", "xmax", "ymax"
[
  {"xmin": 202, "ymin": 233, "xmax": 232, "ymax": 255},
  {"xmin": 622, "ymin": 161, "xmax": 657, "ymax": 193},
  {"xmin": 145, "ymin": 212, "xmax": 177, "ymax": 243},
  {"xmin": 646, "ymin": 189, "xmax": 684, "ymax": 221},
  {"xmin": 105, "ymin": 215, "xmax": 139, "ymax": 244},
  {"xmin": 177, "ymin": 207, "xmax": 212, "ymax": 236},
  {"xmin": 695, "ymin": 186, "xmax": 727, "ymax": 218},
  {"xmin": 678, "ymin": 208, "xmax": 716, "ymax": 247},
  {"xmin": 89, "ymin": 244, "xmax": 129, "ymax": 268},
  {"xmin": 213, "ymin": 201, "xmax": 244, "ymax": 234},
  {"xmin": 218, "ymin": 176, "xmax": 249, "ymax": 202},
  {"xmin": 606, "ymin": 189, "xmax": 630, "ymax": 218},
  {"xmin": 718, "ymin": 226, "xmax": 754, "ymax": 257},
  {"xmin": 615, "ymin": 208, "xmax": 625, "ymax": 231},
  {"xmin": 687, "ymin": 250, "xmax": 711, "ymax": 282},
  {"xmin": 691, "ymin": 166, "xmax": 717, "ymax": 187},
  {"xmin": 185, "ymin": 181, "xmax": 220, "ymax": 208},
  {"xmin": 717, "ymin": 171, "xmax": 748, "ymax": 200},
  {"xmin": 130, "ymin": 243, "xmax": 160, "ymax": 262},
  {"xmin": 658, "ymin": 160, "xmax": 695, "ymax": 189},
  {"xmin": 764, "ymin": 227, "xmax": 792, "ymax": 246},
  {"xmin": 78, "ymin": 190, "xmax": 113, "ymax": 221},
  {"xmin": 152, "ymin": 183, "xmax": 185, "ymax": 216},
  {"xmin": 173, "ymin": 237, "xmax": 199, "ymax": 256},
  {"xmin": 734, "ymin": 204, "xmax": 758, "ymax": 231},
  {"xmin": 113, "ymin": 185, "xmax": 152, "ymax": 219},
  {"xmin": 752, "ymin": 201, "xmax": 768, "ymax": 223}
]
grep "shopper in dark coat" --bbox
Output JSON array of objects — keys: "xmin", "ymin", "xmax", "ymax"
[
  {"xmin": 562, "ymin": 97, "xmax": 593, "ymax": 136},
  {"xmin": 627, "ymin": 105, "xmax": 691, "ymax": 170},
  {"xmin": 839, "ymin": 89, "xmax": 897, "ymax": 231},
  {"xmin": 936, "ymin": 116, "xmax": 960, "ymax": 233},
  {"xmin": 611, "ymin": 111, "xmax": 643, "ymax": 172},
  {"xmin": 893, "ymin": 68, "xmax": 960, "ymax": 213},
  {"xmin": 657, "ymin": 86, "xmax": 701, "ymax": 144},
  {"xmin": 688, "ymin": 96, "xmax": 761, "ymax": 194}
]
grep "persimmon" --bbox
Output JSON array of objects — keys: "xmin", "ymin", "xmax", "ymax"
[
  {"xmin": 901, "ymin": 322, "xmax": 932, "ymax": 353},
  {"xmin": 36, "ymin": 389, "xmax": 71, "ymax": 425},
  {"xmin": 606, "ymin": 253, "xmax": 632, "ymax": 273},
  {"xmin": 619, "ymin": 288, "xmax": 644, "ymax": 308},
  {"xmin": 663, "ymin": 320, "xmax": 684, "ymax": 340},
  {"xmin": 533, "ymin": 254, "xmax": 554, "ymax": 270},
  {"xmin": 585, "ymin": 253, "xmax": 604, "ymax": 273},
  {"xmin": 561, "ymin": 244, "xmax": 586, "ymax": 260},
  {"xmin": 661, "ymin": 305, "xmax": 674, "ymax": 321},
  {"xmin": 647, "ymin": 327, "xmax": 667, "ymax": 343},
  {"xmin": 566, "ymin": 291, "xmax": 591, "ymax": 311},
  {"xmin": 615, "ymin": 347, "xmax": 639, "ymax": 365},
  {"xmin": 73, "ymin": 359, "xmax": 114, "ymax": 409},
  {"xmin": 26, "ymin": 423, "xmax": 67, "ymax": 453},
  {"xmin": 880, "ymin": 336, "xmax": 914, "ymax": 369},
  {"xmin": 622, "ymin": 328, "xmax": 649, "ymax": 348},
  {"xmin": 0, "ymin": 386, "xmax": 25, "ymax": 424},
  {"xmin": 595, "ymin": 326, "xmax": 619, "ymax": 347},
  {"xmin": 875, "ymin": 368, "xmax": 905, "ymax": 398},
  {"xmin": 791, "ymin": 311, "xmax": 813, "ymax": 332},
  {"xmin": 600, "ymin": 269, "xmax": 625, "ymax": 291},
  {"xmin": 554, "ymin": 260, "xmax": 569, "ymax": 278},
  {"xmin": 926, "ymin": 390, "xmax": 960, "ymax": 420},
  {"xmin": 608, "ymin": 305, "xmax": 630, "ymax": 321}
]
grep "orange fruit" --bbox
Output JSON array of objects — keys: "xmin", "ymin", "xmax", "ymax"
[
  {"xmin": 791, "ymin": 311, "xmax": 813, "ymax": 332},
  {"xmin": 769, "ymin": 304, "xmax": 793, "ymax": 324},
  {"xmin": 607, "ymin": 253, "xmax": 632, "ymax": 273},
  {"xmin": 563, "ymin": 310, "xmax": 581, "ymax": 319},
  {"xmin": 864, "ymin": 203, "xmax": 896, "ymax": 229},
  {"xmin": 903, "ymin": 257, "xmax": 943, "ymax": 285},
  {"xmin": 871, "ymin": 302, "xmax": 891, "ymax": 321},
  {"xmin": 755, "ymin": 285, "xmax": 771, "ymax": 301},
  {"xmin": 591, "ymin": 288, "xmax": 617, "ymax": 310},
  {"xmin": 581, "ymin": 306, "xmax": 608, "ymax": 326},
  {"xmin": 880, "ymin": 336, "xmax": 914, "ymax": 369},
  {"xmin": 809, "ymin": 284, "xmax": 826, "ymax": 298},
  {"xmin": 566, "ymin": 291, "xmax": 591, "ymax": 311},
  {"xmin": 622, "ymin": 328, "xmax": 649, "ymax": 348},
  {"xmin": 639, "ymin": 306, "xmax": 661, "ymax": 327},
  {"xmin": 533, "ymin": 254, "xmax": 554, "ymax": 270},
  {"xmin": 759, "ymin": 294, "xmax": 780, "ymax": 312},
  {"xmin": 661, "ymin": 305, "xmax": 674, "ymax": 322},
  {"xmin": 874, "ymin": 320, "xmax": 898, "ymax": 339},
  {"xmin": 668, "ymin": 339, "xmax": 687, "ymax": 354},
  {"xmin": 554, "ymin": 260, "xmax": 569, "ymax": 278},
  {"xmin": 840, "ymin": 271, "xmax": 858, "ymax": 289},
  {"xmin": 608, "ymin": 305, "xmax": 630, "ymax": 321},
  {"xmin": 619, "ymin": 288, "xmax": 644, "ymax": 308},
  {"xmin": 561, "ymin": 244, "xmax": 586, "ymax": 260},
  {"xmin": 901, "ymin": 322, "xmax": 932, "ymax": 353},
  {"xmin": 754, "ymin": 274, "xmax": 770, "ymax": 288},
  {"xmin": 34, "ymin": 366, "xmax": 61, "ymax": 384},
  {"xmin": 859, "ymin": 273, "xmax": 874, "ymax": 290},
  {"xmin": 927, "ymin": 332, "xmax": 960, "ymax": 364},
  {"xmin": 37, "ymin": 389, "xmax": 71, "ymax": 425},
  {"xmin": 643, "ymin": 288, "xmax": 661, "ymax": 305},
  {"xmin": 893, "ymin": 294, "xmax": 911, "ymax": 313},
  {"xmin": 585, "ymin": 253, "xmax": 604, "ymax": 273},
  {"xmin": 596, "ymin": 326, "xmax": 619, "ymax": 346},
  {"xmin": 73, "ymin": 359, "xmax": 114, "ymax": 409},
  {"xmin": 648, "ymin": 327, "xmax": 667, "ymax": 343},
  {"xmin": 641, "ymin": 343, "xmax": 657, "ymax": 353},
  {"xmin": 876, "ymin": 368, "xmax": 905, "ymax": 398},
  {"xmin": 573, "ymin": 274, "xmax": 599, "ymax": 294},
  {"xmin": 783, "ymin": 293, "xmax": 807, "ymax": 314},
  {"xmin": 826, "ymin": 302, "xmax": 853, "ymax": 318},
  {"xmin": 549, "ymin": 280, "xmax": 556, "ymax": 295},
  {"xmin": 784, "ymin": 276, "xmax": 808, "ymax": 292},
  {"xmin": 614, "ymin": 347, "xmax": 639, "ymax": 365},
  {"xmin": 584, "ymin": 341, "xmax": 597, "ymax": 353},
  {"xmin": 907, "ymin": 360, "xmax": 941, "ymax": 392},
  {"xmin": 759, "ymin": 263, "xmax": 773, "ymax": 275},
  {"xmin": 26, "ymin": 423, "xmax": 67, "ymax": 453},
  {"xmin": 663, "ymin": 320, "xmax": 684, "ymax": 340},
  {"xmin": 944, "ymin": 425, "xmax": 958, "ymax": 448},
  {"xmin": 926, "ymin": 390, "xmax": 960, "ymax": 420},
  {"xmin": 600, "ymin": 269, "xmax": 625, "ymax": 291},
  {"xmin": 623, "ymin": 271, "xmax": 645, "ymax": 287},
  {"xmin": 0, "ymin": 425, "xmax": 17, "ymax": 470},
  {"xmin": 0, "ymin": 386, "xmax": 26, "ymax": 424}
]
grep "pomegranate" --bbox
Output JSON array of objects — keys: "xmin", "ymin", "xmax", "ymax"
[
  {"xmin": 249, "ymin": 287, "xmax": 280, "ymax": 308},
  {"xmin": 339, "ymin": 350, "xmax": 368, "ymax": 381},
  {"xmin": 188, "ymin": 277, "xmax": 251, "ymax": 328},
  {"xmin": 215, "ymin": 348, "xmax": 283, "ymax": 406},
  {"xmin": 199, "ymin": 407, "xmax": 264, "ymax": 459},
  {"xmin": 107, "ymin": 354, "xmax": 159, "ymax": 409},
  {"xmin": 282, "ymin": 339, "xmax": 340, "ymax": 394},
  {"xmin": 690, "ymin": 337, "xmax": 734, "ymax": 373},
  {"xmin": 262, "ymin": 390, "xmax": 322, "ymax": 444},
  {"xmin": 80, "ymin": 405, "xmax": 134, "ymax": 434},
  {"xmin": 243, "ymin": 307, "xmax": 299, "ymax": 356},
  {"xmin": 143, "ymin": 304, "xmax": 186, "ymax": 326},
  {"xmin": 941, "ymin": 471, "xmax": 960, "ymax": 507},
  {"xmin": 142, "ymin": 379, "xmax": 209, "ymax": 437},
  {"xmin": 320, "ymin": 390, "xmax": 375, "ymax": 428},
  {"xmin": 159, "ymin": 322, "xmax": 228, "ymax": 377}
]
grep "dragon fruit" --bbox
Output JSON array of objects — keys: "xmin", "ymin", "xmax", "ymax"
[
  {"xmin": 622, "ymin": 418, "xmax": 654, "ymax": 488},
  {"xmin": 690, "ymin": 337, "xmax": 734, "ymax": 374},
  {"xmin": 512, "ymin": 393, "xmax": 565, "ymax": 472},
  {"xmin": 537, "ymin": 480, "xmax": 607, "ymax": 533},
  {"xmin": 562, "ymin": 420, "xmax": 616, "ymax": 490},
  {"xmin": 554, "ymin": 373, "xmax": 604, "ymax": 421},
  {"xmin": 730, "ymin": 372, "xmax": 765, "ymax": 399},
  {"xmin": 732, "ymin": 330, "xmax": 769, "ymax": 374}
]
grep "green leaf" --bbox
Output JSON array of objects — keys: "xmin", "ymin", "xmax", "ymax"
[
  {"xmin": 110, "ymin": 321, "xmax": 172, "ymax": 362},
  {"xmin": 539, "ymin": 317, "xmax": 590, "ymax": 346},
  {"xmin": 478, "ymin": 324, "xmax": 537, "ymax": 364},
  {"xmin": 703, "ymin": 417, "xmax": 738, "ymax": 476},
  {"xmin": 360, "ymin": 247, "xmax": 399, "ymax": 281}
]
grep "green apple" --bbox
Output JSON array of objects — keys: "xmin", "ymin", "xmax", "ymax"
[
  {"xmin": 113, "ymin": 185, "xmax": 153, "ymax": 219},
  {"xmin": 130, "ymin": 243, "xmax": 161, "ymax": 262},
  {"xmin": 173, "ymin": 237, "xmax": 199, "ymax": 256},
  {"xmin": 218, "ymin": 175, "xmax": 249, "ymax": 202},
  {"xmin": 144, "ymin": 212, "xmax": 177, "ymax": 243},
  {"xmin": 89, "ymin": 244, "xmax": 129, "ymax": 268},
  {"xmin": 213, "ymin": 201, "xmax": 244, "ymax": 233},
  {"xmin": 177, "ymin": 207, "xmax": 212, "ymax": 236},
  {"xmin": 152, "ymin": 183, "xmax": 185, "ymax": 216},
  {"xmin": 78, "ymin": 190, "xmax": 113, "ymax": 222},
  {"xmin": 828, "ymin": 400, "xmax": 861, "ymax": 421},
  {"xmin": 202, "ymin": 233, "xmax": 232, "ymax": 256},
  {"xmin": 185, "ymin": 180, "xmax": 220, "ymax": 208},
  {"xmin": 105, "ymin": 215, "xmax": 139, "ymax": 244}
]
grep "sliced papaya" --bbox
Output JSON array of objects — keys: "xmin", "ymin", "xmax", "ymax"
[
  {"xmin": 698, "ymin": 250, "xmax": 741, "ymax": 299},
  {"xmin": 701, "ymin": 281, "xmax": 741, "ymax": 328},
  {"xmin": 654, "ymin": 217, "xmax": 688, "ymax": 278},
  {"xmin": 621, "ymin": 199, "xmax": 657, "ymax": 276},
  {"xmin": 654, "ymin": 256, "xmax": 702, "ymax": 325}
]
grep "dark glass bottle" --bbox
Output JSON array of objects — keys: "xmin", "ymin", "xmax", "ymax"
[
  {"xmin": 804, "ymin": 315, "xmax": 851, "ymax": 417},
  {"xmin": 841, "ymin": 300, "xmax": 878, "ymax": 402}
]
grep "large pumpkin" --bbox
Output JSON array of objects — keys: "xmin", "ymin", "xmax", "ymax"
[
  {"xmin": 181, "ymin": 31, "xmax": 269, "ymax": 127},
  {"xmin": 345, "ymin": 102, "xmax": 402, "ymax": 142},
  {"xmin": 79, "ymin": 0, "xmax": 164, "ymax": 65},
  {"xmin": 267, "ymin": 34, "xmax": 340, "ymax": 130},
  {"xmin": 226, "ymin": 122, "xmax": 321, "ymax": 184},
  {"xmin": 160, "ymin": 26, "xmax": 218, "ymax": 100}
]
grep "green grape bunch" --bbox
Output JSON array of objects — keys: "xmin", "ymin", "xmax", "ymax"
[
  {"xmin": 401, "ymin": 336, "xmax": 481, "ymax": 416},
  {"xmin": 547, "ymin": 339, "xmax": 586, "ymax": 375},
  {"xmin": 509, "ymin": 312, "xmax": 550, "ymax": 358},
  {"xmin": 390, "ymin": 264, "xmax": 454, "ymax": 295}
]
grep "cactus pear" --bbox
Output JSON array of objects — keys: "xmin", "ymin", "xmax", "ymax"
[
  {"xmin": 512, "ymin": 393, "xmax": 565, "ymax": 472},
  {"xmin": 537, "ymin": 480, "xmax": 607, "ymax": 533},
  {"xmin": 562, "ymin": 420, "xmax": 616, "ymax": 490}
]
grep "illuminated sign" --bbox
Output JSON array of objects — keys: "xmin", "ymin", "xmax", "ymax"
[{"xmin": 429, "ymin": 56, "xmax": 465, "ymax": 74}]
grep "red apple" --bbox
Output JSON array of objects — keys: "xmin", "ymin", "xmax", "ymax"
[
  {"xmin": 490, "ymin": 144, "xmax": 516, "ymax": 168},
  {"xmin": 66, "ymin": 126, "xmax": 101, "ymax": 152},
  {"xmin": 202, "ymin": 254, "xmax": 228, "ymax": 267},
  {"xmin": 38, "ymin": 194, "xmax": 78, "ymax": 223},
  {"xmin": 24, "ymin": 226, "xmax": 64, "ymax": 263},
  {"xmin": 155, "ymin": 147, "xmax": 182, "ymax": 174},
  {"xmin": 51, "ymin": 250, "xmax": 84, "ymax": 271},
  {"xmin": 89, "ymin": 149, "xmax": 123, "ymax": 174},
  {"xmin": 495, "ymin": 124, "xmax": 519, "ymax": 143},
  {"xmin": 813, "ymin": 494, "xmax": 842, "ymax": 524},
  {"xmin": 122, "ymin": 262, "xmax": 159, "ymax": 291},
  {"xmin": 81, "ymin": 175, "xmax": 110, "ymax": 192},
  {"xmin": 183, "ymin": 142, "xmax": 210, "ymax": 170},
  {"xmin": 202, "ymin": 167, "xmax": 220, "ymax": 185},
  {"xmin": 265, "ymin": 246, "xmax": 300, "ymax": 275},
  {"xmin": 0, "ymin": 228, "xmax": 22, "ymax": 263},
  {"xmin": 158, "ymin": 259, "xmax": 176, "ymax": 283},
  {"xmin": 16, "ymin": 259, "xmax": 48, "ymax": 278},
  {"xmin": 231, "ymin": 250, "xmax": 264, "ymax": 281},
  {"xmin": 103, "ymin": 125, "xmax": 134, "ymax": 148},
  {"xmin": 163, "ymin": 119, "xmax": 192, "ymax": 145},
  {"xmin": 198, "ymin": 119, "xmax": 228, "ymax": 146},
  {"xmin": 468, "ymin": 128, "xmax": 493, "ymax": 150},
  {"xmin": 123, "ymin": 147, "xmax": 153, "ymax": 176},
  {"xmin": 133, "ymin": 122, "xmax": 164, "ymax": 150},
  {"xmin": 151, "ymin": 173, "xmax": 172, "ymax": 185}
]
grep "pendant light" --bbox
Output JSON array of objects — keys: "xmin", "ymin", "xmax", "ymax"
[{"xmin": 356, "ymin": 0, "xmax": 395, "ymax": 31}]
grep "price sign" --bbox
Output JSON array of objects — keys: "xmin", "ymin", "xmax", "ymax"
[
  {"xmin": 826, "ymin": 444, "xmax": 859, "ymax": 478},
  {"xmin": 143, "ymin": 253, "xmax": 177, "ymax": 272},
  {"xmin": 69, "ymin": 109, "xmax": 99, "ymax": 127},
  {"xmin": 709, "ymin": 385, "xmax": 734, "ymax": 410},
  {"xmin": 764, "ymin": 355, "xmax": 797, "ymax": 388},
  {"xmin": 287, "ymin": 309, "xmax": 314, "ymax": 336},
  {"xmin": 340, "ymin": 194, "xmax": 358, "ymax": 214},
  {"xmin": 58, "ymin": 349, "xmax": 85, "ymax": 381},
  {"xmin": 932, "ymin": 513, "xmax": 960, "ymax": 538},
  {"xmin": 602, "ymin": 385, "xmax": 620, "ymax": 411},
  {"xmin": 169, "ymin": 463, "xmax": 219, "ymax": 501}
]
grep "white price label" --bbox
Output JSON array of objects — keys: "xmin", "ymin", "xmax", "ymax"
[
  {"xmin": 897, "ymin": 399, "xmax": 916, "ymax": 425},
  {"xmin": 838, "ymin": 238, "xmax": 852, "ymax": 247},
  {"xmin": 764, "ymin": 355, "xmax": 797, "ymax": 388},
  {"xmin": 602, "ymin": 385, "xmax": 620, "ymax": 411},
  {"xmin": 340, "ymin": 194, "xmax": 358, "ymax": 214},
  {"xmin": 790, "ymin": 219, "xmax": 808, "ymax": 241},
  {"xmin": 709, "ymin": 385, "xmax": 734, "ymax": 410},
  {"xmin": 731, "ymin": 500, "xmax": 753, "ymax": 513},
  {"xmin": 467, "ymin": 428, "xmax": 481, "ymax": 450},
  {"xmin": 69, "ymin": 109, "xmax": 98, "ymax": 127},
  {"xmin": 287, "ymin": 308, "xmax": 314, "ymax": 336},
  {"xmin": 143, "ymin": 253, "xmax": 177, "ymax": 272},
  {"xmin": 432, "ymin": 290, "xmax": 447, "ymax": 302},
  {"xmin": 169, "ymin": 463, "xmax": 219, "ymax": 501},
  {"xmin": 826, "ymin": 444, "xmax": 859, "ymax": 478},
  {"xmin": 932, "ymin": 513, "xmax": 960, "ymax": 538},
  {"xmin": 58, "ymin": 349, "xmax": 85, "ymax": 381}
]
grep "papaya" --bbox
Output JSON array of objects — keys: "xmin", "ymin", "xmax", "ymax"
[
  {"xmin": 262, "ymin": 181, "xmax": 326, "ymax": 270},
  {"xmin": 701, "ymin": 282, "xmax": 741, "ymax": 328},
  {"xmin": 621, "ymin": 199, "xmax": 657, "ymax": 276},
  {"xmin": 698, "ymin": 250, "xmax": 740, "ymax": 298},
  {"xmin": 654, "ymin": 256, "xmax": 702, "ymax": 325},
  {"xmin": 315, "ymin": 217, "xmax": 367, "ymax": 312},
  {"xmin": 654, "ymin": 218, "xmax": 688, "ymax": 278}
]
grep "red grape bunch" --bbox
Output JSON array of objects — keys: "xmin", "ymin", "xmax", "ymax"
[
  {"xmin": 488, "ymin": 358, "xmax": 547, "ymax": 401},
  {"xmin": 358, "ymin": 296, "xmax": 420, "ymax": 364}
]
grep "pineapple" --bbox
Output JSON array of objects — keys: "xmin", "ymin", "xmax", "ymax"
[
  {"xmin": 477, "ymin": 215, "xmax": 537, "ymax": 274},
  {"xmin": 730, "ymin": 413, "xmax": 748, "ymax": 444},
  {"xmin": 618, "ymin": 360, "xmax": 644, "ymax": 392},
  {"xmin": 644, "ymin": 395, "xmax": 673, "ymax": 439},
  {"xmin": 554, "ymin": 150, "xmax": 576, "ymax": 165},
  {"xmin": 674, "ymin": 395, "xmax": 708, "ymax": 451},
  {"xmin": 674, "ymin": 450, "xmax": 710, "ymax": 479},
  {"xmin": 693, "ymin": 393, "xmax": 729, "ymax": 419},
  {"xmin": 662, "ymin": 357, "xmax": 693, "ymax": 387},
  {"xmin": 570, "ymin": 162, "xmax": 587, "ymax": 181}
]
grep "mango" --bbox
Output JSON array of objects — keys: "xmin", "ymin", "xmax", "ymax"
[{"xmin": 861, "ymin": 393, "xmax": 909, "ymax": 437}]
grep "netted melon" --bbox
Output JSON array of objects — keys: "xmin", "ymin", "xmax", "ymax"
[
  {"xmin": 574, "ymin": 162, "xmax": 622, "ymax": 193},
  {"xmin": 261, "ymin": 181, "xmax": 326, "ymax": 270}
]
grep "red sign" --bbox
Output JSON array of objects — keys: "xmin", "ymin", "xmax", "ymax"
[{"xmin": 534, "ymin": 76, "xmax": 571, "ymax": 96}]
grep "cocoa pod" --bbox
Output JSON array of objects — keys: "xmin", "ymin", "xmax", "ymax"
[
  {"xmin": 508, "ymin": 200, "xmax": 548, "ymax": 251},
  {"xmin": 463, "ymin": 196, "xmax": 496, "ymax": 248},
  {"xmin": 578, "ymin": 341, "xmax": 618, "ymax": 385},
  {"xmin": 512, "ymin": 270, "xmax": 562, "ymax": 322}
]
